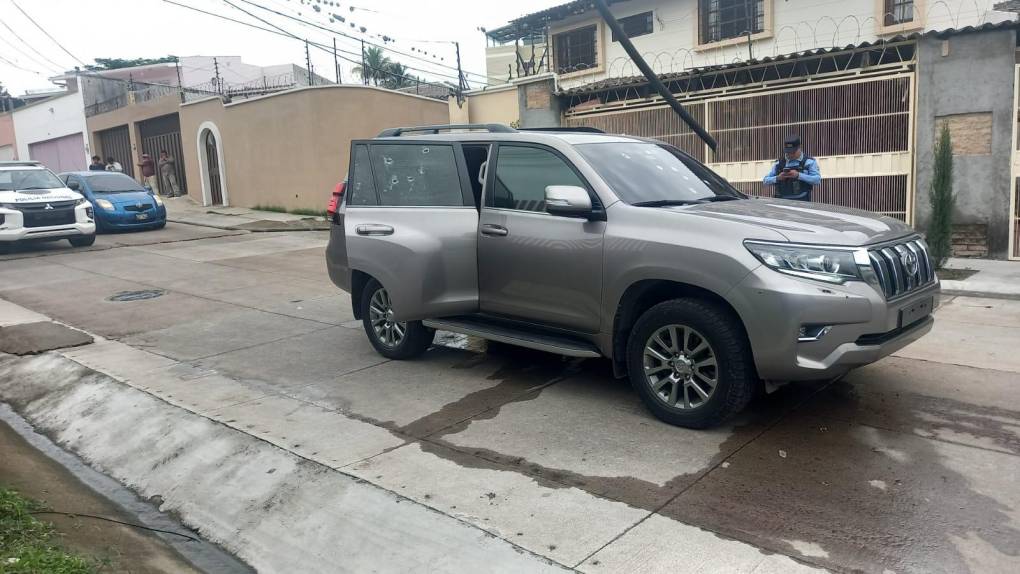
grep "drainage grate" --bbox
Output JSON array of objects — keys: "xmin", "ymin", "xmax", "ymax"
[{"xmin": 107, "ymin": 289, "xmax": 166, "ymax": 302}]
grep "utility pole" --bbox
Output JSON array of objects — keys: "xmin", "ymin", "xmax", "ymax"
[
  {"xmin": 174, "ymin": 56, "xmax": 184, "ymax": 103},
  {"xmin": 305, "ymin": 40, "xmax": 313, "ymax": 86},
  {"xmin": 361, "ymin": 39, "xmax": 368, "ymax": 85},
  {"xmin": 213, "ymin": 57, "xmax": 222, "ymax": 95},
  {"xmin": 333, "ymin": 37, "xmax": 341, "ymax": 84},
  {"xmin": 455, "ymin": 41, "xmax": 466, "ymax": 106}
]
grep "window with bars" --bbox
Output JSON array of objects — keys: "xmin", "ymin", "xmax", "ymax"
[
  {"xmin": 699, "ymin": 0, "xmax": 764, "ymax": 44},
  {"xmin": 612, "ymin": 11, "xmax": 654, "ymax": 41},
  {"xmin": 884, "ymin": 0, "xmax": 914, "ymax": 26},
  {"xmin": 553, "ymin": 25, "xmax": 598, "ymax": 73}
]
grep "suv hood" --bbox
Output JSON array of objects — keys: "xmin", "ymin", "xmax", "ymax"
[
  {"xmin": 0, "ymin": 187, "xmax": 83, "ymax": 205},
  {"xmin": 674, "ymin": 198, "xmax": 914, "ymax": 246}
]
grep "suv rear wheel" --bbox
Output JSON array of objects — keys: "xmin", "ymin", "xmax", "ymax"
[
  {"xmin": 626, "ymin": 298, "xmax": 755, "ymax": 429},
  {"xmin": 361, "ymin": 279, "xmax": 435, "ymax": 359}
]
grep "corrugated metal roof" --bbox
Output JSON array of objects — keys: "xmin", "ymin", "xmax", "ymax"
[
  {"xmin": 558, "ymin": 19, "xmax": 1020, "ymax": 96},
  {"xmin": 486, "ymin": 0, "xmax": 632, "ymax": 43}
]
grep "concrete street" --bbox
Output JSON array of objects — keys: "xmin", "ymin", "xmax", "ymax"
[{"xmin": 1, "ymin": 224, "xmax": 1018, "ymax": 573}]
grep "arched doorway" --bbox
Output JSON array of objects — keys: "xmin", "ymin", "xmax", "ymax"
[
  {"xmin": 196, "ymin": 121, "xmax": 227, "ymax": 206},
  {"xmin": 204, "ymin": 130, "xmax": 223, "ymax": 205}
]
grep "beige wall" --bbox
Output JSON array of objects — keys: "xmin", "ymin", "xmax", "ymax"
[
  {"xmin": 86, "ymin": 94, "xmax": 181, "ymax": 175},
  {"xmin": 179, "ymin": 85, "xmax": 448, "ymax": 210},
  {"xmin": 447, "ymin": 86, "xmax": 519, "ymax": 127},
  {"xmin": 0, "ymin": 113, "xmax": 16, "ymax": 159}
]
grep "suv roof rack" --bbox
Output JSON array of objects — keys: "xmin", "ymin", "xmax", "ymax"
[
  {"xmin": 518, "ymin": 127, "xmax": 605, "ymax": 134},
  {"xmin": 0, "ymin": 160, "xmax": 42, "ymax": 167},
  {"xmin": 377, "ymin": 124, "xmax": 517, "ymax": 137}
]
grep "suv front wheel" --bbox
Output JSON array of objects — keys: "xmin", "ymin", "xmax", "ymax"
[
  {"xmin": 627, "ymin": 298, "xmax": 755, "ymax": 429},
  {"xmin": 360, "ymin": 279, "xmax": 435, "ymax": 359}
]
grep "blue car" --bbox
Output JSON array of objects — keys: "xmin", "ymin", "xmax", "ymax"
[{"xmin": 59, "ymin": 171, "xmax": 167, "ymax": 232}]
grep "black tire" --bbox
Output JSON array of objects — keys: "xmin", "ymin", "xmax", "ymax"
[
  {"xmin": 360, "ymin": 279, "xmax": 434, "ymax": 359},
  {"xmin": 68, "ymin": 234, "xmax": 96, "ymax": 247},
  {"xmin": 153, "ymin": 220, "xmax": 167, "ymax": 230},
  {"xmin": 626, "ymin": 298, "xmax": 756, "ymax": 429},
  {"xmin": 0, "ymin": 242, "xmax": 12, "ymax": 254}
]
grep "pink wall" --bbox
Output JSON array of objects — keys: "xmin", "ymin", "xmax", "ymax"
[{"xmin": 0, "ymin": 113, "xmax": 16, "ymax": 159}]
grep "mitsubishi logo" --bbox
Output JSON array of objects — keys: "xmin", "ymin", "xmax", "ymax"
[
  {"xmin": 900, "ymin": 250, "xmax": 919, "ymax": 277},
  {"xmin": 44, "ymin": 203, "xmax": 54, "ymax": 210}
]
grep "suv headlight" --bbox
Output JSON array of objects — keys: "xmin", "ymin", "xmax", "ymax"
[
  {"xmin": 745, "ymin": 241, "xmax": 862, "ymax": 284},
  {"xmin": 94, "ymin": 198, "xmax": 115, "ymax": 211}
]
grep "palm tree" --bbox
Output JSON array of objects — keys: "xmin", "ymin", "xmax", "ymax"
[
  {"xmin": 352, "ymin": 46, "xmax": 391, "ymax": 86},
  {"xmin": 382, "ymin": 62, "xmax": 415, "ymax": 89}
]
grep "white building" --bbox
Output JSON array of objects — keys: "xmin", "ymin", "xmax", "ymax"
[
  {"xmin": 11, "ymin": 78, "xmax": 90, "ymax": 173},
  {"xmin": 488, "ymin": 0, "xmax": 1014, "ymax": 90}
]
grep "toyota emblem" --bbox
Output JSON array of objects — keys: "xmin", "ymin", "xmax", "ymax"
[{"xmin": 900, "ymin": 250, "xmax": 919, "ymax": 277}]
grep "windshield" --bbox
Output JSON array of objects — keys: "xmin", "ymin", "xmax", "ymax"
[
  {"xmin": 86, "ymin": 173, "xmax": 144, "ymax": 193},
  {"xmin": 576, "ymin": 142, "xmax": 744, "ymax": 205},
  {"xmin": 0, "ymin": 168, "xmax": 65, "ymax": 191}
]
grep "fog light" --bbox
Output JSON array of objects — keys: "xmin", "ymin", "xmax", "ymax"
[
  {"xmin": 85, "ymin": 206, "xmax": 94, "ymax": 219},
  {"xmin": 798, "ymin": 324, "xmax": 832, "ymax": 342}
]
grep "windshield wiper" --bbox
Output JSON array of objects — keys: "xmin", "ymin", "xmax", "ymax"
[
  {"xmin": 15, "ymin": 187, "xmax": 57, "ymax": 191},
  {"xmin": 631, "ymin": 199, "xmax": 703, "ymax": 207},
  {"xmin": 698, "ymin": 195, "xmax": 742, "ymax": 202}
]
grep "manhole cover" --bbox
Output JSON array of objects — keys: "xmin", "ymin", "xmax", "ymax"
[{"xmin": 107, "ymin": 289, "xmax": 166, "ymax": 302}]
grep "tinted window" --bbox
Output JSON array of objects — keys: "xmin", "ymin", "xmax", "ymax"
[
  {"xmin": 369, "ymin": 144, "xmax": 463, "ymax": 206},
  {"xmin": 577, "ymin": 142, "xmax": 742, "ymax": 205},
  {"xmin": 85, "ymin": 173, "xmax": 143, "ymax": 193},
  {"xmin": 489, "ymin": 146, "xmax": 587, "ymax": 213},
  {"xmin": 0, "ymin": 169, "xmax": 65, "ymax": 191},
  {"xmin": 612, "ymin": 11, "xmax": 653, "ymax": 41},
  {"xmin": 347, "ymin": 145, "xmax": 378, "ymax": 206}
]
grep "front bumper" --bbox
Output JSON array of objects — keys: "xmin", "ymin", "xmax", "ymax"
[
  {"xmin": 729, "ymin": 265, "xmax": 940, "ymax": 381},
  {"xmin": 97, "ymin": 208, "xmax": 166, "ymax": 230},
  {"xmin": 0, "ymin": 204, "xmax": 96, "ymax": 242}
]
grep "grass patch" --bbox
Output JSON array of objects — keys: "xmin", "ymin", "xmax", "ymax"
[
  {"xmin": 251, "ymin": 204, "xmax": 288, "ymax": 213},
  {"xmin": 0, "ymin": 488, "xmax": 94, "ymax": 573}
]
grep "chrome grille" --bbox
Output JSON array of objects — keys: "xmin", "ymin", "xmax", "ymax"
[{"xmin": 868, "ymin": 238, "xmax": 935, "ymax": 299}]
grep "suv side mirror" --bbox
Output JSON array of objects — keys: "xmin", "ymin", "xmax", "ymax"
[
  {"xmin": 66, "ymin": 180, "xmax": 80, "ymax": 191},
  {"xmin": 545, "ymin": 185, "xmax": 592, "ymax": 218}
]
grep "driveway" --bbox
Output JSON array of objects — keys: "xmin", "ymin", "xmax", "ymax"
[{"xmin": 1, "ymin": 224, "xmax": 1018, "ymax": 573}]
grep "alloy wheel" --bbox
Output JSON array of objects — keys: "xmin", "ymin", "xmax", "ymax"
[
  {"xmin": 368, "ymin": 287, "xmax": 406, "ymax": 347},
  {"xmin": 642, "ymin": 324, "xmax": 718, "ymax": 410}
]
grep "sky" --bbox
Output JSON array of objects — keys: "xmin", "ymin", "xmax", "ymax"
[{"xmin": 0, "ymin": 0, "xmax": 557, "ymax": 94}]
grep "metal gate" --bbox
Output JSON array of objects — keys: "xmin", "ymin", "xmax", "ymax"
[
  {"xmin": 204, "ymin": 130, "xmax": 224, "ymax": 205},
  {"xmin": 565, "ymin": 70, "xmax": 916, "ymax": 223},
  {"xmin": 139, "ymin": 114, "xmax": 187, "ymax": 196},
  {"xmin": 1010, "ymin": 65, "xmax": 1020, "ymax": 260},
  {"xmin": 97, "ymin": 125, "xmax": 134, "ymax": 177}
]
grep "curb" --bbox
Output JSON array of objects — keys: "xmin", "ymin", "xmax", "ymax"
[{"xmin": 940, "ymin": 288, "xmax": 1020, "ymax": 301}]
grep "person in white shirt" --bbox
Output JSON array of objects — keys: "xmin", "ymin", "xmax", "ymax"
[{"xmin": 105, "ymin": 157, "xmax": 123, "ymax": 172}]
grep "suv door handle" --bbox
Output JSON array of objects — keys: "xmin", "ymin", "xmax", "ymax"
[
  {"xmin": 480, "ymin": 224, "xmax": 508, "ymax": 237},
  {"xmin": 356, "ymin": 224, "xmax": 394, "ymax": 236}
]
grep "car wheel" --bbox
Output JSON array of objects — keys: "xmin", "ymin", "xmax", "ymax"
[
  {"xmin": 0, "ymin": 242, "xmax": 12, "ymax": 254},
  {"xmin": 153, "ymin": 220, "xmax": 167, "ymax": 229},
  {"xmin": 626, "ymin": 298, "xmax": 756, "ymax": 429},
  {"xmin": 360, "ymin": 279, "xmax": 434, "ymax": 359},
  {"xmin": 68, "ymin": 234, "xmax": 96, "ymax": 248}
]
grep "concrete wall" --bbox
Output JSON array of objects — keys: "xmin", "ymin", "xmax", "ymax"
[
  {"xmin": 533, "ymin": 0, "xmax": 1013, "ymax": 90},
  {"xmin": 11, "ymin": 89, "xmax": 89, "ymax": 165},
  {"xmin": 86, "ymin": 94, "xmax": 182, "ymax": 177},
  {"xmin": 914, "ymin": 31, "xmax": 1016, "ymax": 258},
  {"xmin": 448, "ymin": 85, "xmax": 520, "ymax": 126},
  {"xmin": 0, "ymin": 113, "xmax": 16, "ymax": 160},
  {"xmin": 179, "ymin": 85, "xmax": 448, "ymax": 210}
]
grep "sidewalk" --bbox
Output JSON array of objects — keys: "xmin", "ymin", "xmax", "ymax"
[
  {"xmin": 941, "ymin": 257, "xmax": 1020, "ymax": 299},
  {"xmin": 163, "ymin": 196, "xmax": 329, "ymax": 232}
]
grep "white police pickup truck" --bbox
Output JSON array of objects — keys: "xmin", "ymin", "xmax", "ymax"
[{"xmin": 0, "ymin": 161, "xmax": 96, "ymax": 252}]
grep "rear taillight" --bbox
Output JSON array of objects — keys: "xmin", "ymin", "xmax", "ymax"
[{"xmin": 327, "ymin": 181, "xmax": 346, "ymax": 219}]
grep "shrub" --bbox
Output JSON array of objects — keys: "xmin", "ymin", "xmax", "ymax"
[{"xmin": 927, "ymin": 123, "xmax": 955, "ymax": 270}]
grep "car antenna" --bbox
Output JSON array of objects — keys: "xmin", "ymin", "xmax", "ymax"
[{"xmin": 592, "ymin": 0, "xmax": 718, "ymax": 152}]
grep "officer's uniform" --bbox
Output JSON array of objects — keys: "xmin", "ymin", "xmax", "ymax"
[{"xmin": 763, "ymin": 136, "xmax": 822, "ymax": 201}]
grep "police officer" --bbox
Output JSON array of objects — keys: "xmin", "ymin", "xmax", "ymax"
[{"xmin": 763, "ymin": 135, "xmax": 821, "ymax": 201}]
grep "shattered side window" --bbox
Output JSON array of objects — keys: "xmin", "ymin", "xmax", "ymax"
[
  {"xmin": 369, "ymin": 144, "xmax": 463, "ymax": 207},
  {"xmin": 347, "ymin": 145, "xmax": 379, "ymax": 206}
]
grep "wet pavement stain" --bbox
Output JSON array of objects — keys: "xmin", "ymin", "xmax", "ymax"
[{"xmin": 0, "ymin": 321, "xmax": 93, "ymax": 355}]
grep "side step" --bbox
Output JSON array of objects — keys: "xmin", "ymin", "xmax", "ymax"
[{"xmin": 423, "ymin": 316, "xmax": 602, "ymax": 358}]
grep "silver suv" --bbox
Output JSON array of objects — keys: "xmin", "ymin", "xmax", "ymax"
[{"xmin": 325, "ymin": 124, "xmax": 938, "ymax": 428}]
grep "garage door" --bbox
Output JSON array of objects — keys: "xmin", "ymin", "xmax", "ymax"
[{"xmin": 28, "ymin": 132, "xmax": 87, "ymax": 172}]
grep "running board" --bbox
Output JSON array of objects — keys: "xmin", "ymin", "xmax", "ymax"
[{"xmin": 423, "ymin": 317, "xmax": 602, "ymax": 358}]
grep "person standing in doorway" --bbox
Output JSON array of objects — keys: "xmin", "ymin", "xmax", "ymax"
[
  {"xmin": 158, "ymin": 150, "xmax": 181, "ymax": 198},
  {"xmin": 137, "ymin": 153, "xmax": 157, "ymax": 192},
  {"xmin": 105, "ymin": 156, "xmax": 122, "ymax": 172},
  {"xmin": 89, "ymin": 156, "xmax": 106, "ymax": 171},
  {"xmin": 763, "ymin": 135, "xmax": 821, "ymax": 201}
]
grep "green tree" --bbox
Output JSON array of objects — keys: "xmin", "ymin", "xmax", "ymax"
[
  {"xmin": 382, "ymin": 62, "xmax": 415, "ymax": 89},
  {"xmin": 85, "ymin": 56, "xmax": 177, "ymax": 71},
  {"xmin": 927, "ymin": 123, "xmax": 955, "ymax": 270},
  {"xmin": 352, "ymin": 47, "xmax": 391, "ymax": 86}
]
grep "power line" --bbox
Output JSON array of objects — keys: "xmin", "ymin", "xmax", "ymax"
[
  {"xmin": 0, "ymin": 53, "xmax": 42, "ymax": 75},
  {"xmin": 9, "ymin": 0, "xmax": 87, "ymax": 67},
  {"xmin": 0, "ymin": 14, "xmax": 68, "ymax": 71},
  {"xmin": 0, "ymin": 28, "xmax": 62, "ymax": 75},
  {"xmin": 234, "ymin": 0, "xmax": 498, "ymax": 84}
]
